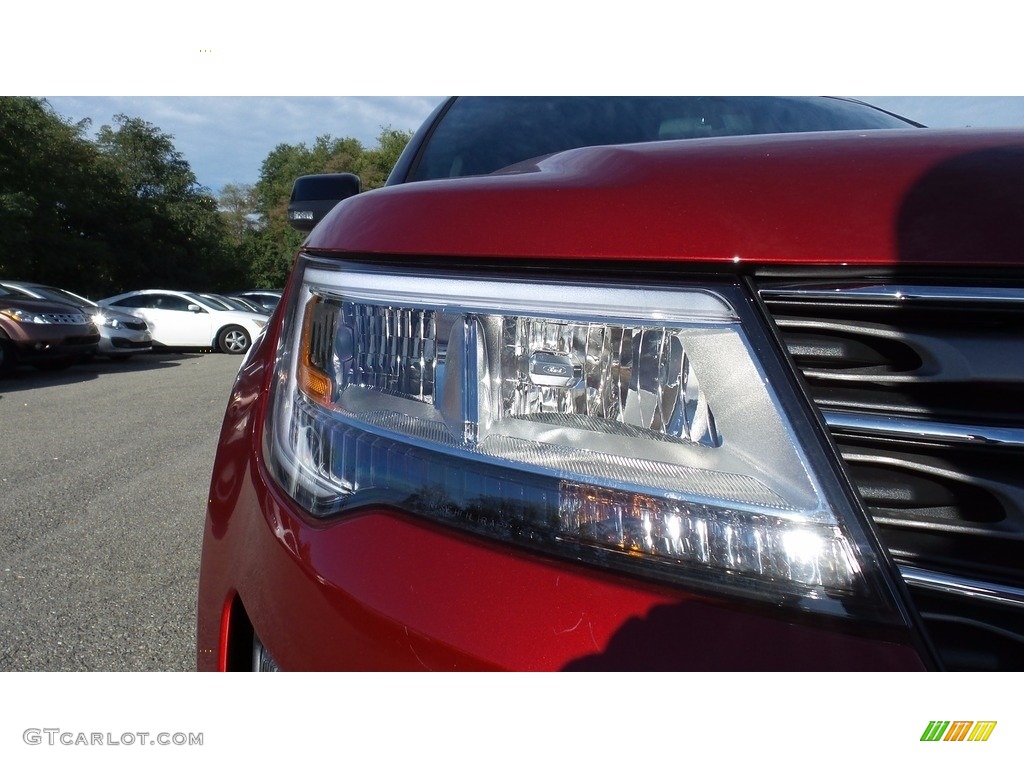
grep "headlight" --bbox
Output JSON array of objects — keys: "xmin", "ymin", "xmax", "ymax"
[
  {"xmin": 92, "ymin": 312, "xmax": 119, "ymax": 329},
  {"xmin": 1, "ymin": 308, "xmax": 49, "ymax": 324},
  {"xmin": 265, "ymin": 258, "xmax": 904, "ymax": 622}
]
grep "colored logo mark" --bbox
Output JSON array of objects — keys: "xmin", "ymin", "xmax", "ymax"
[{"xmin": 921, "ymin": 721, "xmax": 997, "ymax": 742}]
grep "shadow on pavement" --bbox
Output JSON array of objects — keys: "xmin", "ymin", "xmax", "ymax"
[{"xmin": 0, "ymin": 350, "xmax": 212, "ymax": 394}]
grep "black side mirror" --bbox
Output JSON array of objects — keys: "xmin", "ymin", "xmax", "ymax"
[{"xmin": 287, "ymin": 173, "xmax": 361, "ymax": 233}]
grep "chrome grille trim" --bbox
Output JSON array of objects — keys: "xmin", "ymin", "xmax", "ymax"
[
  {"xmin": 823, "ymin": 410, "xmax": 1024, "ymax": 448},
  {"xmin": 760, "ymin": 276, "xmax": 1024, "ymax": 670},
  {"xmin": 760, "ymin": 284, "xmax": 1024, "ymax": 306},
  {"xmin": 900, "ymin": 566, "xmax": 1024, "ymax": 610},
  {"xmin": 41, "ymin": 313, "xmax": 88, "ymax": 325}
]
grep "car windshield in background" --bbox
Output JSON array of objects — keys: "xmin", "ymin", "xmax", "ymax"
[
  {"xmin": 411, "ymin": 96, "xmax": 918, "ymax": 181},
  {"xmin": 210, "ymin": 295, "xmax": 263, "ymax": 313},
  {"xmin": 30, "ymin": 286, "xmax": 77, "ymax": 304},
  {"xmin": 17, "ymin": 285, "xmax": 92, "ymax": 307},
  {"xmin": 199, "ymin": 294, "xmax": 240, "ymax": 311}
]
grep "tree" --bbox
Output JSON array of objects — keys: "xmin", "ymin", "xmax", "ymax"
[
  {"xmin": 218, "ymin": 183, "xmax": 260, "ymax": 245},
  {"xmin": 358, "ymin": 126, "xmax": 413, "ymax": 189},
  {"xmin": 93, "ymin": 114, "xmax": 242, "ymax": 291},
  {"xmin": 0, "ymin": 99, "xmax": 245, "ymax": 296},
  {"xmin": 233, "ymin": 126, "xmax": 413, "ymax": 287},
  {"xmin": 0, "ymin": 97, "xmax": 121, "ymax": 294}
]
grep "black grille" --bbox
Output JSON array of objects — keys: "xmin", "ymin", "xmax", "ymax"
[
  {"xmin": 111, "ymin": 337, "xmax": 152, "ymax": 349},
  {"xmin": 759, "ymin": 280, "xmax": 1024, "ymax": 671}
]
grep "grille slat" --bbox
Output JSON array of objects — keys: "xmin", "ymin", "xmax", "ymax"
[
  {"xmin": 761, "ymin": 279, "xmax": 1024, "ymax": 670},
  {"xmin": 41, "ymin": 313, "xmax": 88, "ymax": 325}
]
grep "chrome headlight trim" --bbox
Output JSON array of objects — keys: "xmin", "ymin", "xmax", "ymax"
[{"xmin": 263, "ymin": 257, "xmax": 908, "ymax": 622}]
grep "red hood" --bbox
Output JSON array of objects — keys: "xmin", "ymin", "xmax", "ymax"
[{"xmin": 306, "ymin": 128, "xmax": 1024, "ymax": 267}]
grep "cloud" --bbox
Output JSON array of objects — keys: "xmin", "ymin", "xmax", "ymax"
[{"xmin": 44, "ymin": 96, "xmax": 443, "ymax": 193}]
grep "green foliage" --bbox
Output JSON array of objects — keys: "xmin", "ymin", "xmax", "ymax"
[
  {"xmin": 238, "ymin": 125, "xmax": 413, "ymax": 288},
  {"xmin": 218, "ymin": 183, "xmax": 259, "ymax": 245},
  {"xmin": 91, "ymin": 114, "xmax": 242, "ymax": 291},
  {"xmin": 359, "ymin": 126, "xmax": 413, "ymax": 189},
  {"xmin": 0, "ymin": 97, "xmax": 412, "ymax": 296},
  {"xmin": 0, "ymin": 98, "xmax": 120, "ymax": 293},
  {"xmin": 0, "ymin": 98, "xmax": 243, "ymax": 296}
]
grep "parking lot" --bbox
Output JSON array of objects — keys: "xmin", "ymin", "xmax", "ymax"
[{"xmin": 0, "ymin": 352, "xmax": 242, "ymax": 671}]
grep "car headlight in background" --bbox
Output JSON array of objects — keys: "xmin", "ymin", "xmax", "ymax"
[
  {"xmin": 265, "ymin": 258, "xmax": 906, "ymax": 623},
  {"xmin": 2, "ymin": 308, "xmax": 51, "ymax": 324},
  {"xmin": 91, "ymin": 312, "xmax": 119, "ymax": 329}
]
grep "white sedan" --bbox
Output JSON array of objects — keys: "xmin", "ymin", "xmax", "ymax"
[{"xmin": 99, "ymin": 290, "xmax": 268, "ymax": 354}]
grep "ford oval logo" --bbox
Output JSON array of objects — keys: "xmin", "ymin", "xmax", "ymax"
[{"xmin": 528, "ymin": 352, "xmax": 579, "ymax": 386}]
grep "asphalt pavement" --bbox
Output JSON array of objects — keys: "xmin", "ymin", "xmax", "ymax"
[{"xmin": 0, "ymin": 352, "xmax": 242, "ymax": 671}]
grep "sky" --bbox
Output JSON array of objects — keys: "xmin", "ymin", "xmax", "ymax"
[
  {"xmin": 43, "ymin": 96, "xmax": 444, "ymax": 193},
  {"xmin": 39, "ymin": 96, "xmax": 1024, "ymax": 196},
  {"xmin": 9, "ymin": 2, "xmax": 1022, "ymax": 199}
]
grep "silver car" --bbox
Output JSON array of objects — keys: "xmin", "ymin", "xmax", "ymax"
[{"xmin": 0, "ymin": 281, "xmax": 153, "ymax": 359}]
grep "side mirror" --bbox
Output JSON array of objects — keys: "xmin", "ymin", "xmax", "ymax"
[
  {"xmin": 287, "ymin": 173, "xmax": 361, "ymax": 233},
  {"xmin": 187, "ymin": 304, "xmax": 204, "ymax": 313}
]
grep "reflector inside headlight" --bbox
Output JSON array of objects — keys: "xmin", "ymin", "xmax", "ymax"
[{"xmin": 266, "ymin": 259, "xmax": 898, "ymax": 617}]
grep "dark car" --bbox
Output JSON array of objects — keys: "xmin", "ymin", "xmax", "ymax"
[
  {"xmin": 0, "ymin": 286, "xmax": 100, "ymax": 374},
  {"xmin": 198, "ymin": 97, "xmax": 1023, "ymax": 671},
  {"xmin": 0, "ymin": 281, "xmax": 152, "ymax": 359}
]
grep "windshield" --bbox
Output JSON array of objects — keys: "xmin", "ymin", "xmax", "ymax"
[
  {"xmin": 203, "ymin": 294, "xmax": 257, "ymax": 312},
  {"xmin": 411, "ymin": 96, "xmax": 917, "ymax": 181},
  {"xmin": 34, "ymin": 286, "xmax": 94, "ymax": 307},
  {"xmin": 231, "ymin": 298, "xmax": 266, "ymax": 313},
  {"xmin": 199, "ymin": 294, "xmax": 233, "ymax": 310},
  {"xmin": 0, "ymin": 283, "xmax": 87, "ymax": 306},
  {"xmin": 182, "ymin": 292, "xmax": 216, "ymax": 309}
]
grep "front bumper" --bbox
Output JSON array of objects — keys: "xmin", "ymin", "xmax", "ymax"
[
  {"xmin": 8, "ymin": 324, "xmax": 100, "ymax": 362},
  {"xmin": 99, "ymin": 330, "xmax": 152, "ymax": 355},
  {"xmin": 198, "ymin": 494, "xmax": 928, "ymax": 671}
]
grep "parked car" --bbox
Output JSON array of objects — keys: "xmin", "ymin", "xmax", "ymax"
[
  {"xmin": 0, "ymin": 286, "xmax": 100, "ymax": 374},
  {"xmin": 0, "ymin": 281, "xmax": 152, "ymax": 359},
  {"xmin": 98, "ymin": 290, "xmax": 267, "ymax": 355},
  {"xmin": 227, "ymin": 290, "xmax": 282, "ymax": 313},
  {"xmin": 198, "ymin": 97, "xmax": 1024, "ymax": 671}
]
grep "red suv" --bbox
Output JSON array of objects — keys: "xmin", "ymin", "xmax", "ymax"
[{"xmin": 198, "ymin": 98, "xmax": 1023, "ymax": 671}]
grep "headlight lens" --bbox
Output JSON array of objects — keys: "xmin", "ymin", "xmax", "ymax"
[
  {"xmin": 92, "ymin": 312, "xmax": 118, "ymax": 328},
  {"xmin": 265, "ymin": 259, "xmax": 901, "ymax": 620},
  {"xmin": 1, "ymin": 308, "xmax": 49, "ymax": 324}
]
